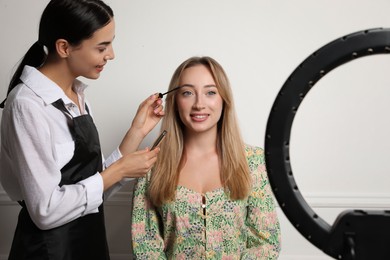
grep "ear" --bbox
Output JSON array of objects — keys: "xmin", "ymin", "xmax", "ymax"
[{"xmin": 55, "ymin": 39, "xmax": 70, "ymax": 58}]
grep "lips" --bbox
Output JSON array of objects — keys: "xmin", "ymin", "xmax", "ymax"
[
  {"xmin": 190, "ymin": 113, "xmax": 209, "ymax": 121},
  {"xmin": 96, "ymin": 64, "xmax": 105, "ymax": 72}
]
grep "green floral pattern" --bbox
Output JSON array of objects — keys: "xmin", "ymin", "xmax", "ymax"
[{"xmin": 132, "ymin": 145, "xmax": 281, "ymax": 259}]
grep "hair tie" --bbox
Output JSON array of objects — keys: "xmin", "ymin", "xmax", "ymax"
[
  {"xmin": 43, "ymin": 45, "xmax": 48, "ymax": 55},
  {"xmin": 37, "ymin": 41, "xmax": 48, "ymax": 55}
]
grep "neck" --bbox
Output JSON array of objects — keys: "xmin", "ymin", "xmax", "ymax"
[
  {"xmin": 39, "ymin": 58, "xmax": 76, "ymax": 96},
  {"xmin": 183, "ymin": 129, "xmax": 218, "ymax": 156}
]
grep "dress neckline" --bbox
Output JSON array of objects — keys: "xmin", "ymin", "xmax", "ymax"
[{"xmin": 177, "ymin": 185, "xmax": 224, "ymax": 195}]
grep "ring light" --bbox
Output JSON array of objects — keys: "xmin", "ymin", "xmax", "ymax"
[{"xmin": 264, "ymin": 28, "xmax": 390, "ymax": 259}]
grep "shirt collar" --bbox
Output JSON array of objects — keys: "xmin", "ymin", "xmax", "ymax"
[{"xmin": 20, "ymin": 65, "xmax": 88, "ymax": 106}]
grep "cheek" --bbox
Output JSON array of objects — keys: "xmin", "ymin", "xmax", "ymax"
[
  {"xmin": 211, "ymin": 98, "xmax": 224, "ymax": 113},
  {"xmin": 213, "ymin": 100, "xmax": 224, "ymax": 122},
  {"xmin": 176, "ymin": 99, "xmax": 190, "ymax": 113},
  {"xmin": 75, "ymin": 51, "xmax": 99, "ymax": 65},
  {"xmin": 176, "ymin": 102, "xmax": 188, "ymax": 123},
  {"xmin": 69, "ymin": 54, "xmax": 89, "ymax": 71}
]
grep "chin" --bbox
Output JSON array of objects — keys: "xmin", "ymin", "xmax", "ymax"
[{"xmin": 84, "ymin": 74, "xmax": 100, "ymax": 80}]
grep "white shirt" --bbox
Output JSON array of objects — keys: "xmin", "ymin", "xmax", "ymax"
[{"xmin": 0, "ymin": 66, "xmax": 127, "ymax": 230}]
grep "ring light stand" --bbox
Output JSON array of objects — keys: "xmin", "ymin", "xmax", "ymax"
[{"xmin": 264, "ymin": 28, "xmax": 390, "ymax": 259}]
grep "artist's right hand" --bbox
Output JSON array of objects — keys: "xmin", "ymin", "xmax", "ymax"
[
  {"xmin": 131, "ymin": 93, "xmax": 164, "ymax": 136},
  {"xmin": 119, "ymin": 94, "xmax": 164, "ymax": 156}
]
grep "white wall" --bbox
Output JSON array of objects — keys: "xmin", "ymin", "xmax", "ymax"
[{"xmin": 1, "ymin": 0, "xmax": 390, "ymax": 259}]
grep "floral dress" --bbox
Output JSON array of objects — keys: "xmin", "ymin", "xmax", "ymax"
[{"xmin": 131, "ymin": 145, "xmax": 281, "ymax": 259}]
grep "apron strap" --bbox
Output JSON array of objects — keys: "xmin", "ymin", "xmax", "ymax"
[
  {"xmin": 52, "ymin": 99, "xmax": 91, "ymax": 117},
  {"xmin": 52, "ymin": 99, "xmax": 73, "ymax": 118}
]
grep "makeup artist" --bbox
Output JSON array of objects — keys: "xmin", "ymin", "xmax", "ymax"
[
  {"xmin": 0, "ymin": 0, "xmax": 163, "ymax": 259},
  {"xmin": 132, "ymin": 56, "xmax": 281, "ymax": 259}
]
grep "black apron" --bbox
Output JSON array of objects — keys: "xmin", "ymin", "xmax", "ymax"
[{"xmin": 8, "ymin": 100, "xmax": 110, "ymax": 260}]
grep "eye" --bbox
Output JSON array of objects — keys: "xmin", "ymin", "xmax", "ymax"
[
  {"xmin": 206, "ymin": 90, "xmax": 217, "ymax": 96},
  {"xmin": 181, "ymin": 90, "xmax": 194, "ymax": 96},
  {"xmin": 98, "ymin": 47, "xmax": 107, "ymax": 53}
]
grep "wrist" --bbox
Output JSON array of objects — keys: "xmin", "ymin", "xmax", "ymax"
[
  {"xmin": 100, "ymin": 162, "xmax": 123, "ymax": 191},
  {"xmin": 119, "ymin": 127, "xmax": 145, "ymax": 155},
  {"xmin": 127, "ymin": 126, "xmax": 146, "ymax": 140}
]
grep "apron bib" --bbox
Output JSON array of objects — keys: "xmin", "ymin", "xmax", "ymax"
[{"xmin": 9, "ymin": 100, "xmax": 110, "ymax": 260}]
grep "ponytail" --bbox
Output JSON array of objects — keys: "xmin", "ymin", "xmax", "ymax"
[{"xmin": 0, "ymin": 41, "xmax": 46, "ymax": 108}]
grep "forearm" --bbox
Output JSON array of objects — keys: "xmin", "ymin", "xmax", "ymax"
[
  {"xmin": 119, "ymin": 94, "xmax": 164, "ymax": 155},
  {"xmin": 243, "ymin": 211, "xmax": 281, "ymax": 259},
  {"xmin": 118, "ymin": 127, "xmax": 145, "ymax": 155},
  {"xmin": 100, "ymin": 154, "xmax": 129, "ymax": 191}
]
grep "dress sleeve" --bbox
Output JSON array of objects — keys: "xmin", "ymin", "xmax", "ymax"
[
  {"xmin": 241, "ymin": 147, "xmax": 281, "ymax": 259},
  {"xmin": 131, "ymin": 176, "xmax": 167, "ymax": 259}
]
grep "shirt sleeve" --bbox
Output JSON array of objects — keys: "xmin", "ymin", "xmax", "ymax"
[
  {"xmin": 241, "ymin": 147, "xmax": 281, "ymax": 259},
  {"xmin": 4, "ymin": 99, "xmax": 103, "ymax": 230},
  {"xmin": 131, "ymin": 176, "xmax": 167, "ymax": 259}
]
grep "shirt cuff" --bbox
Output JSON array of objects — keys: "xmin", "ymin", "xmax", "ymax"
[
  {"xmin": 79, "ymin": 173, "xmax": 104, "ymax": 215},
  {"xmin": 104, "ymin": 147, "xmax": 134, "ymax": 184},
  {"xmin": 104, "ymin": 147, "xmax": 122, "ymax": 169}
]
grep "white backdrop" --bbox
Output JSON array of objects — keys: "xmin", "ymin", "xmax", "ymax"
[{"xmin": 1, "ymin": 0, "xmax": 390, "ymax": 259}]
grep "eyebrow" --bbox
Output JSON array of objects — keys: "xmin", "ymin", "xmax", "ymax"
[
  {"xmin": 98, "ymin": 36, "xmax": 115, "ymax": 46},
  {"xmin": 97, "ymin": 41, "xmax": 113, "ymax": 46},
  {"xmin": 180, "ymin": 84, "xmax": 217, "ymax": 88}
]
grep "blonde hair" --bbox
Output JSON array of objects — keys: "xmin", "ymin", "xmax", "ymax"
[{"xmin": 148, "ymin": 56, "xmax": 251, "ymax": 206}]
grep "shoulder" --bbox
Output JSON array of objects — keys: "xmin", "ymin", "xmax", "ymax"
[
  {"xmin": 2, "ymin": 83, "xmax": 64, "ymax": 132},
  {"xmin": 244, "ymin": 144, "xmax": 267, "ymax": 177},
  {"xmin": 4, "ymin": 83, "xmax": 45, "ymax": 114},
  {"xmin": 244, "ymin": 144, "xmax": 265, "ymax": 163}
]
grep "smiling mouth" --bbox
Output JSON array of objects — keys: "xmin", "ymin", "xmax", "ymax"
[
  {"xmin": 95, "ymin": 65, "xmax": 105, "ymax": 72},
  {"xmin": 191, "ymin": 114, "xmax": 209, "ymax": 119}
]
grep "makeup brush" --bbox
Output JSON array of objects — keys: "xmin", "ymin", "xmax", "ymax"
[{"xmin": 158, "ymin": 86, "xmax": 182, "ymax": 99}]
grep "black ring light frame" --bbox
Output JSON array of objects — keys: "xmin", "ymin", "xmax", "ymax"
[{"xmin": 264, "ymin": 28, "xmax": 390, "ymax": 260}]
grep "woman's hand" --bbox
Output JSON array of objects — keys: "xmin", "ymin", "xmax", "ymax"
[
  {"xmin": 132, "ymin": 93, "xmax": 164, "ymax": 136},
  {"xmin": 119, "ymin": 94, "xmax": 164, "ymax": 155},
  {"xmin": 101, "ymin": 147, "xmax": 160, "ymax": 190},
  {"xmin": 117, "ymin": 148, "xmax": 158, "ymax": 178}
]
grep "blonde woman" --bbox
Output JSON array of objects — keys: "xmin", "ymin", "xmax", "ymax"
[{"xmin": 132, "ymin": 56, "xmax": 281, "ymax": 259}]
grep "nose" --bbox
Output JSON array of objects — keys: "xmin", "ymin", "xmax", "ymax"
[
  {"xmin": 193, "ymin": 93, "xmax": 205, "ymax": 110},
  {"xmin": 104, "ymin": 46, "xmax": 115, "ymax": 61}
]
